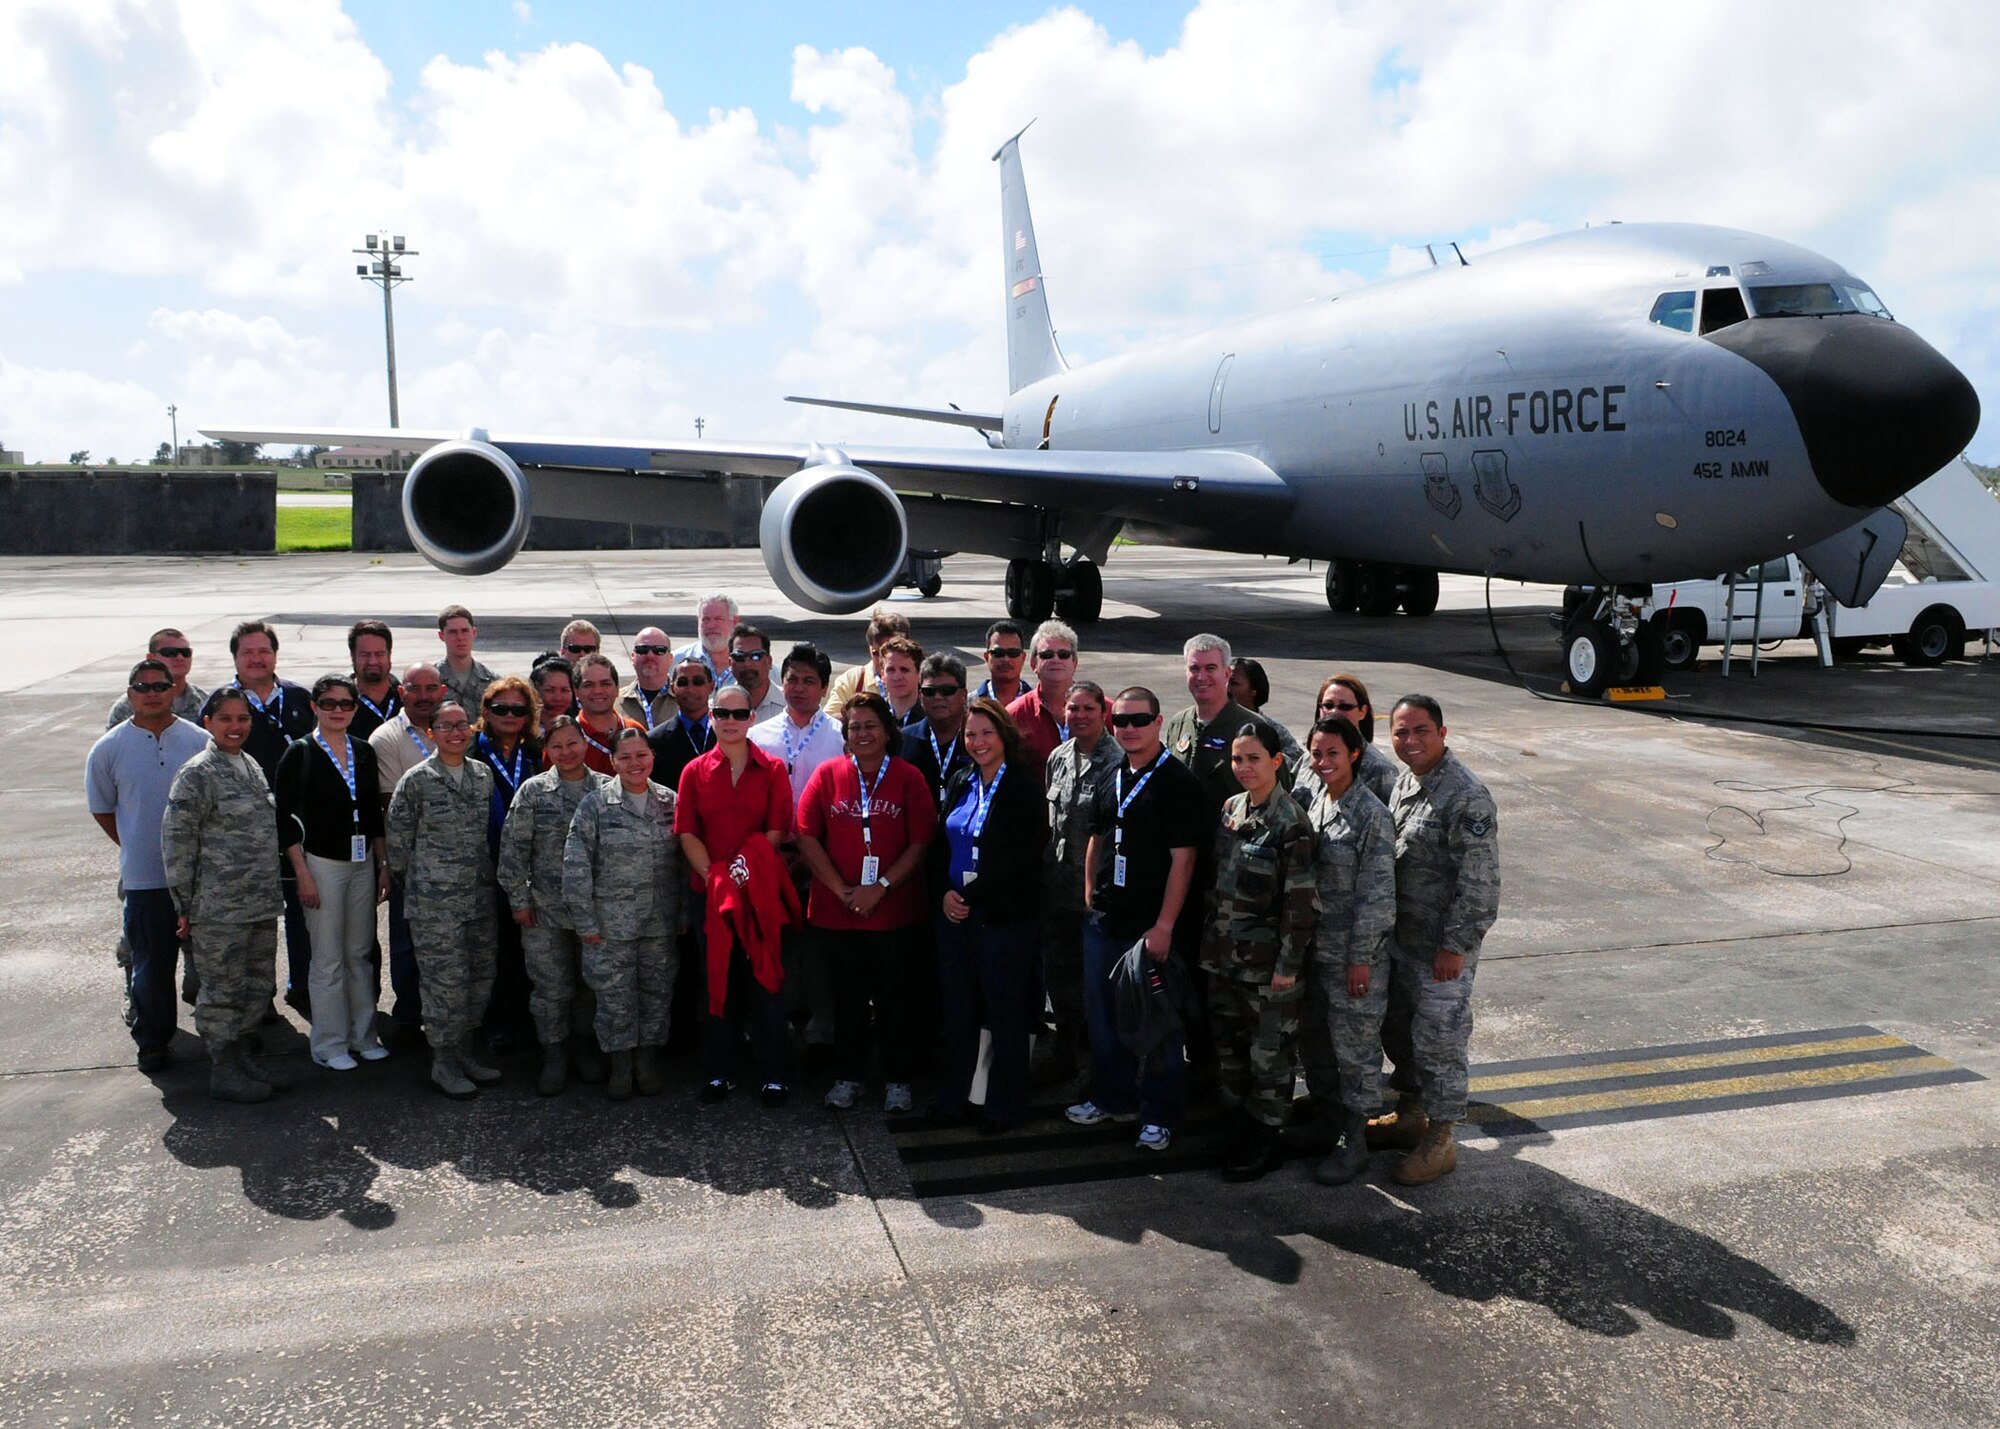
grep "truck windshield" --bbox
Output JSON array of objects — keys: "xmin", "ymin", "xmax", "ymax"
[{"xmin": 1746, "ymin": 282, "xmax": 1892, "ymax": 319}]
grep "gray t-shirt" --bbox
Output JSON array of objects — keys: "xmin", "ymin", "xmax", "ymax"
[{"xmin": 85, "ymin": 718, "xmax": 211, "ymax": 889}]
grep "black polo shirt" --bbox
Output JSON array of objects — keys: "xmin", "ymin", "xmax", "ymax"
[
  {"xmin": 238, "ymin": 679, "xmax": 317, "ymax": 783},
  {"xmin": 348, "ymin": 679, "xmax": 401, "ymax": 742},
  {"xmin": 1087, "ymin": 749, "xmax": 1207, "ymax": 942}
]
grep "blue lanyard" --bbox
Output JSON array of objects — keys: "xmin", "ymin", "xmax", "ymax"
[
  {"xmin": 780, "ymin": 711, "xmax": 824, "ymax": 768},
  {"xmin": 356, "ymin": 687, "xmax": 397, "ymax": 723},
  {"xmin": 479, "ymin": 733, "xmax": 525, "ymax": 792},
  {"xmin": 966, "ymin": 764, "xmax": 1005, "ymax": 865},
  {"xmin": 851, "ymin": 755, "xmax": 891, "ymax": 850},
  {"xmin": 681, "ymin": 715, "xmax": 711, "ymax": 755},
  {"xmin": 1115, "ymin": 751, "xmax": 1166, "ymax": 847},
  {"xmin": 637, "ymin": 686, "xmax": 665, "ymax": 728},
  {"xmin": 405, "ymin": 721, "xmax": 433, "ymax": 758},
  {"xmin": 313, "ymin": 731, "xmax": 361, "ymax": 827},
  {"xmin": 237, "ymin": 681, "xmax": 284, "ymax": 724},
  {"xmin": 928, "ymin": 726, "xmax": 960, "ymax": 776}
]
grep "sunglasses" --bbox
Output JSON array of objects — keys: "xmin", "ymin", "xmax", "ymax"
[
  {"xmin": 315, "ymin": 698, "xmax": 358, "ymax": 712},
  {"xmin": 919, "ymin": 684, "xmax": 961, "ymax": 699},
  {"xmin": 711, "ymin": 707, "xmax": 753, "ymax": 722},
  {"xmin": 1109, "ymin": 712, "xmax": 1157, "ymax": 729},
  {"xmin": 673, "ymin": 675, "xmax": 710, "ymax": 688},
  {"xmin": 486, "ymin": 702, "xmax": 530, "ymax": 717},
  {"xmin": 729, "ymin": 649, "xmax": 769, "ymax": 662},
  {"xmin": 129, "ymin": 680, "xmax": 172, "ymax": 694},
  {"xmin": 632, "ymin": 644, "xmax": 672, "ymax": 656},
  {"xmin": 564, "ymin": 643, "xmax": 599, "ymax": 655},
  {"xmin": 154, "ymin": 647, "xmax": 193, "ymax": 659},
  {"xmin": 1035, "ymin": 648, "xmax": 1074, "ymax": 661},
  {"xmin": 1320, "ymin": 699, "xmax": 1360, "ymax": 713},
  {"xmin": 986, "ymin": 647, "xmax": 1026, "ymax": 660}
]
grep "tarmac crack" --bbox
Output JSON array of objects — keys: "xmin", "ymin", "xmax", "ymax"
[{"xmin": 1492, "ymin": 912, "xmax": 2000, "ymax": 963}]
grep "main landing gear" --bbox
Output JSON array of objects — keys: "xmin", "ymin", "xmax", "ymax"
[
  {"xmin": 1324, "ymin": 561, "xmax": 1439, "ymax": 617},
  {"xmin": 1559, "ymin": 586, "xmax": 1663, "ymax": 697},
  {"xmin": 1006, "ymin": 555, "xmax": 1102, "ymax": 623}
]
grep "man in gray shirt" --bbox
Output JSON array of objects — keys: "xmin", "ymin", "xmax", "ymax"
[{"xmin": 86, "ymin": 659, "xmax": 210, "ymax": 1070}]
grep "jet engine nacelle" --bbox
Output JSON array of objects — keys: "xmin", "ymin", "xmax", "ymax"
[
  {"xmin": 759, "ymin": 455, "xmax": 909, "ymax": 614},
  {"xmin": 401, "ymin": 437, "xmax": 532, "ymax": 576}
]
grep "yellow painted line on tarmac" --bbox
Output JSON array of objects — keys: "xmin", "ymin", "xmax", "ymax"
[
  {"xmin": 1809, "ymin": 725, "xmax": 2000, "ymax": 773},
  {"xmin": 1468, "ymin": 1054, "xmax": 1960, "ymax": 1124},
  {"xmin": 1469, "ymin": 1033, "xmax": 1906, "ymax": 1093}
]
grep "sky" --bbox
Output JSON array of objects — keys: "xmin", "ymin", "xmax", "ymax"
[{"xmin": 2, "ymin": 0, "xmax": 1996, "ymax": 466}]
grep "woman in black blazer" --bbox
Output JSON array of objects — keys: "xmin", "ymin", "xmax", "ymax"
[{"xmin": 931, "ymin": 698, "xmax": 1048, "ymax": 1130}]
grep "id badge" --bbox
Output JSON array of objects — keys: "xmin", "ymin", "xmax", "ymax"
[
  {"xmin": 961, "ymin": 869, "xmax": 979, "ymax": 887},
  {"xmin": 1113, "ymin": 854, "xmax": 1128, "ymax": 888},
  {"xmin": 860, "ymin": 855, "xmax": 881, "ymax": 887},
  {"xmin": 350, "ymin": 835, "xmax": 369, "ymax": 863}
]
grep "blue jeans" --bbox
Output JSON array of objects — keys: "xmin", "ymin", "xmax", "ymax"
[
  {"xmin": 935, "ymin": 913, "xmax": 1037, "ymax": 1125},
  {"xmin": 123, "ymin": 888, "xmax": 182, "ymax": 1053},
  {"xmin": 1081, "ymin": 917, "xmax": 1185, "ymax": 1129},
  {"xmin": 281, "ymin": 874, "xmax": 312, "ymax": 999}
]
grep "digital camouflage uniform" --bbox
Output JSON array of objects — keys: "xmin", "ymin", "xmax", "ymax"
[
  {"xmin": 1040, "ymin": 734, "xmax": 1123, "ymax": 1046},
  {"xmin": 1296, "ymin": 778, "xmax": 1398, "ymax": 1116},
  {"xmin": 161, "ymin": 746, "xmax": 284, "ymax": 1052},
  {"xmin": 1384, "ymin": 749, "xmax": 1500, "ymax": 1121},
  {"xmin": 562, "ymin": 779, "xmax": 680, "ymax": 1053},
  {"xmin": 439, "ymin": 658, "xmax": 498, "ymax": 717},
  {"xmin": 1198, "ymin": 786, "xmax": 1320, "ymax": 1128},
  {"xmin": 385, "ymin": 758, "xmax": 499, "ymax": 1047},
  {"xmin": 497, "ymin": 768, "xmax": 608, "ymax": 1045}
]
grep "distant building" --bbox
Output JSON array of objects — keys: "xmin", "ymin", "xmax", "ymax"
[
  {"xmin": 175, "ymin": 444, "xmax": 233, "ymax": 468},
  {"xmin": 0, "ymin": 444, "xmax": 23, "ymax": 466},
  {"xmin": 315, "ymin": 445, "xmax": 409, "ymax": 471}
]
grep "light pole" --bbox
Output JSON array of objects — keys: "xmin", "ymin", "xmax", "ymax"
[
  {"xmin": 354, "ymin": 234, "xmax": 417, "ymax": 428},
  {"xmin": 167, "ymin": 403, "xmax": 178, "ymax": 463}
]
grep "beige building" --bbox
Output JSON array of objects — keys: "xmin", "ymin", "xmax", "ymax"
[{"xmin": 315, "ymin": 445, "xmax": 409, "ymax": 471}]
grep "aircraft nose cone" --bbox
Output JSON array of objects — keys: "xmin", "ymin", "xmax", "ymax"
[{"xmin": 1707, "ymin": 317, "xmax": 1980, "ymax": 507}]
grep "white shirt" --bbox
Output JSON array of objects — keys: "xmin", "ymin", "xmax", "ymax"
[{"xmin": 749, "ymin": 708, "xmax": 846, "ymax": 802}]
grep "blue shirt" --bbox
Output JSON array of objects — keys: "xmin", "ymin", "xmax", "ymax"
[
  {"xmin": 943, "ymin": 778, "xmax": 982, "ymax": 891},
  {"xmin": 86, "ymin": 718, "xmax": 211, "ymax": 889},
  {"xmin": 672, "ymin": 641, "xmax": 737, "ymax": 690}
]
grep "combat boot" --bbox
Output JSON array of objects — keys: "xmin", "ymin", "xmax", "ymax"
[
  {"xmin": 606, "ymin": 1050, "xmax": 634, "ymax": 1100},
  {"xmin": 1365, "ymin": 1096, "xmax": 1428, "ymax": 1151},
  {"xmin": 1221, "ymin": 1118, "xmax": 1285, "ymax": 1183},
  {"xmin": 537, "ymin": 1040, "xmax": 568, "ymax": 1097},
  {"xmin": 1394, "ymin": 1120, "xmax": 1459, "ymax": 1186},
  {"xmin": 431, "ymin": 1050, "xmax": 477, "ymax": 1100},
  {"xmin": 236, "ymin": 1042, "xmax": 296, "ymax": 1091},
  {"xmin": 208, "ymin": 1042, "xmax": 272, "ymax": 1104},
  {"xmin": 1315, "ymin": 1110, "xmax": 1372, "ymax": 1186},
  {"xmin": 573, "ymin": 1037, "xmax": 608, "ymax": 1084},
  {"xmin": 634, "ymin": 1045, "xmax": 666, "ymax": 1096},
  {"xmin": 457, "ymin": 1038, "xmax": 503, "ymax": 1086}
]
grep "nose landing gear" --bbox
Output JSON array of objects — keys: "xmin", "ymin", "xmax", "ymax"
[{"xmin": 1560, "ymin": 586, "xmax": 1664, "ymax": 697}]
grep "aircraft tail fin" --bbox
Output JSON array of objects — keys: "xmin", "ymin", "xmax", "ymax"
[{"xmin": 993, "ymin": 124, "xmax": 1066, "ymax": 394}]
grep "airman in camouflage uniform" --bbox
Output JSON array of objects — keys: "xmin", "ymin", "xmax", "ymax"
[
  {"xmin": 1038, "ymin": 726, "xmax": 1122, "ymax": 1085},
  {"xmin": 386, "ymin": 749, "xmax": 499, "ymax": 1097},
  {"xmin": 161, "ymin": 739, "xmax": 286, "ymax": 1102},
  {"xmin": 1199, "ymin": 783, "xmax": 1319, "ymax": 1177},
  {"xmin": 562, "ymin": 776, "xmax": 679, "ymax": 1097},
  {"xmin": 497, "ymin": 764, "xmax": 608, "ymax": 1092},
  {"xmin": 1377, "ymin": 699, "xmax": 1500, "ymax": 1186},
  {"xmin": 1296, "ymin": 776, "xmax": 1398, "ymax": 1183}
]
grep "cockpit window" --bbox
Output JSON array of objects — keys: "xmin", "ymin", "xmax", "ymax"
[
  {"xmin": 1746, "ymin": 282, "xmax": 1892, "ymax": 319},
  {"xmin": 1649, "ymin": 291, "xmax": 1696, "ymax": 332},
  {"xmin": 1698, "ymin": 286, "xmax": 1748, "ymax": 335}
]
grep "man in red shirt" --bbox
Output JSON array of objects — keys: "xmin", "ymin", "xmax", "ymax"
[
  {"xmin": 1006, "ymin": 617, "xmax": 1080, "ymax": 776},
  {"xmin": 573, "ymin": 654, "xmax": 643, "ymax": 777}
]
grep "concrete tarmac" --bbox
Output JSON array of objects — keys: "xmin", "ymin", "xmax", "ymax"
[{"xmin": 3, "ymin": 547, "xmax": 1997, "ymax": 1426}]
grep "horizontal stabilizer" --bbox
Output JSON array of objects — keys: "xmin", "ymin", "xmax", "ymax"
[{"xmin": 785, "ymin": 397, "xmax": 1002, "ymax": 432}]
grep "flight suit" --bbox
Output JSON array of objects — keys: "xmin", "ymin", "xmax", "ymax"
[
  {"xmin": 497, "ymin": 767, "xmax": 607, "ymax": 1046},
  {"xmin": 386, "ymin": 758, "xmax": 499, "ymax": 1048},
  {"xmin": 562, "ymin": 780, "xmax": 680, "ymax": 1053},
  {"xmin": 1296, "ymin": 778, "xmax": 1398, "ymax": 1116}
]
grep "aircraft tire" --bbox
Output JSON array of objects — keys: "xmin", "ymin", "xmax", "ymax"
[
  {"xmin": 1657, "ymin": 611, "xmax": 1703, "ymax": 671},
  {"xmin": 1399, "ymin": 568, "xmax": 1440, "ymax": 617},
  {"xmin": 1563, "ymin": 621, "xmax": 1618, "ymax": 697},
  {"xmin": 1325, "ymin": 561, "xmax": 1361, "ymax": 613},
  {"xmin": 918, "ymin": 574, "xmax": 943, "ymax": 598},
  {"xmin": 1006, "ymin": 558, "xmax": 1057, "ymax": 623},
  {"xmin": 1055, "ymin": 559, "xmax": 1103, "ymax": 623},
  {"xmin": 1355, "ymin": 563, "xmax": 1401, "ymax": 616}
]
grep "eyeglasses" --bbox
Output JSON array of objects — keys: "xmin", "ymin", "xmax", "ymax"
[
  {"xmin": 1109, "ymin": 712, "xmax": 1157, "ymax": 729},
  {"xmin": 315, "ymin": 698, "xmax": 358, "ymax": 712},
  {"xmin": 1320, "ymin": 699, "xmax": 1360, "ymax": 713},
  {"xmin": 729, "ymin": 649, "xmax": 768, "ymax": 662},
  {"xmin": 672, "ymin": 675, "xmax": 710, "ymax": 688},
  {"xmin": 632, "ymin": 644, "xmax": 672, "ymax": 656},
  {"xmin": 154, "ymin": 647, "xmax": 193, "ymax": 659},
  {"xmin": 919, "ymin": 684, "xmax": 961, "ymax": 698},
  {"xmin": 486, "ymin": 702, "xmax": 530, "ymax": 717},
  {"xmin": 128, "ymin": 680, "xmax": 172, "ymax": 694},
  {"xmin": 1035, "ymin": 648, "xmax": 1074, "ymax": 661},
  {"xmin": 563, "ymin": 643, "xmax": 598, "ymax": 655},
  {"xmin": 433, "ymin": 720, "xmax": 473, "ymax": 733},
  {"xmin": 711, "ymin": 707, "xmax": 753, "ymax": 722},
  {"xmin": 986, "ymin": 647, "xmax": 1026, "ymax": 661}
]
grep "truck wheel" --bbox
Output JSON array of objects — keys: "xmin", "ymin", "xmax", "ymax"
[
  {"xmin": 1657, "ymin": 612, "xmax": 1703, "ymax": 671},
  {"xmin": 1564, "ymin": 622, "xmax": 1619, "ymax": 697},
  {"xmin": 1901, "ymin": 606, "xmax": 1964, "ymax": 666},
  {"xmin": 1630, "ymin": 620, "xmax": 1667, "ymax": 684}
]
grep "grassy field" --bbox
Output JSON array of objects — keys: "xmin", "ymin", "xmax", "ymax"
[{"xmin": 275, "ymin": 505, "xmax": 352, "ymax": 551}]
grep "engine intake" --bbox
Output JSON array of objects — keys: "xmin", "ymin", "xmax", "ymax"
[
  {"xmin": 759, "ymin": 459, "xmax": 908, "ymax": 614},
  {"xmin": 401, "ymin": 439, "xmax": 532, "ymax": 576}
]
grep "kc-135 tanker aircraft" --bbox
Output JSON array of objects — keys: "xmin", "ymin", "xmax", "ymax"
[{"xmin": 212, "ymin": 128, "xmax": 1979, "ymax": 691}]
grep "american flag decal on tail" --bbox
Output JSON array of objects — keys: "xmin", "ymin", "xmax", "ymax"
[
  {"xmin": 1011, "ymin": 277, "xmax": 1039, "ymax": 298},
  {"xmin": 1015, "ymin": 229, "xmax": 1028, "ymax": 251}
]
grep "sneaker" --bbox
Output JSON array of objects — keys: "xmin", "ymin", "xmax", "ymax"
[
  {"xmin": 1135, "ymin": 1124, "xmax": 1172, "ymax": 1153},
  {"xmin": 699, "ymin": 1078, "xmax": 733, "ymax": 1104},
  {"xmin": 883, "ymin": 1082, "xmax": 914, "ymax": 1115},
  {"xmin": 313, "ymin": 1051, "xmax": 360, "ymax": 1071},
  {"xmin": 824, "ymin": 1078, "xmax": 863, "ymax": 1110},
  {"xmin": 356, "ymin": 1044, "xmax": 392, "ymax": 1062},
  {"xmin": 759, "ymin": 1082, "xmax": 790, "ymax": 1109},
  {"xmin": 1065, "ymin": 1100, "xmax": 1138, "ymax": 1127}
]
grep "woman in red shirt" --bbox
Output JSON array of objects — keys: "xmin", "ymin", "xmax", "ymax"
[
  {"xmin": 795, "ymin": 691, "xmax": 938, "ymax": 1115},
  {"xmin": 674, "ymin": 684, "xmax": 795, "ymax": 1104}
]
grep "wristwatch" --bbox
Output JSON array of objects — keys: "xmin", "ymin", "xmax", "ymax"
[{"xmin": 877, "ymin": 876, "xmax": 894, "ymax": 891}]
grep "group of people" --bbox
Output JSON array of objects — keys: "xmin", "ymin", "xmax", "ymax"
[{"xmin": 86, "ymin": 592, "xmax": 1499, "ymax": 1187}]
